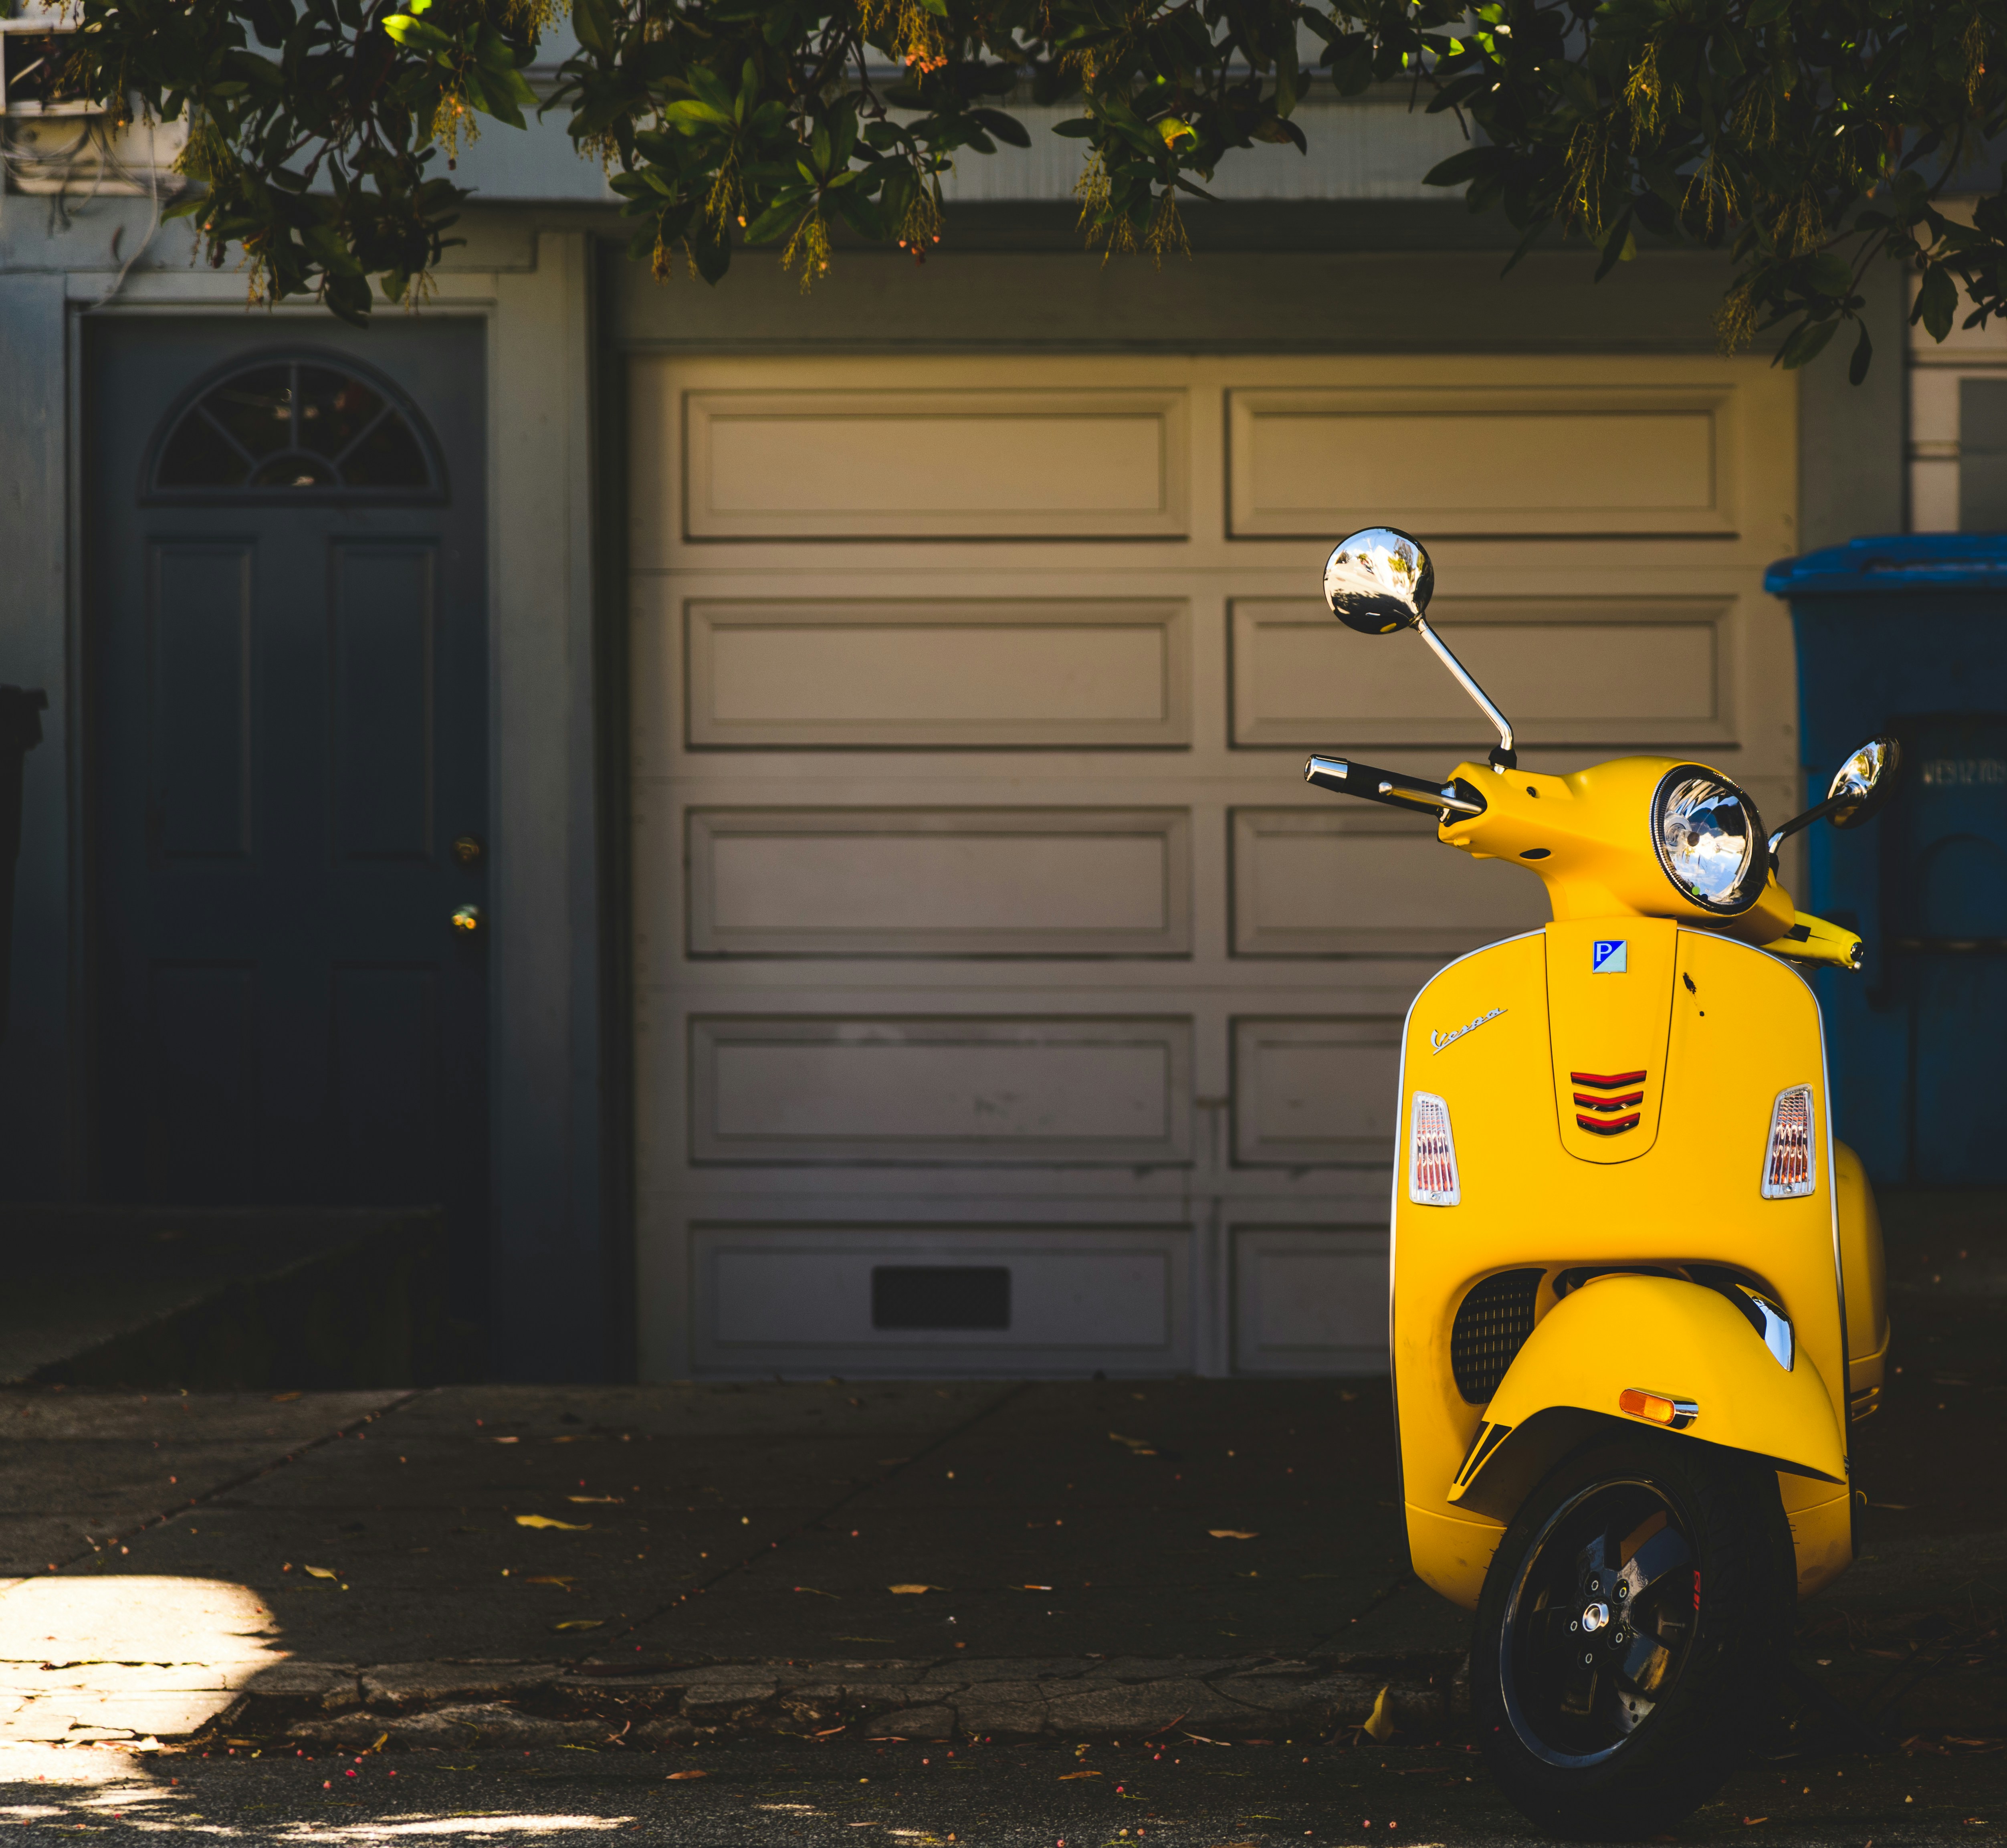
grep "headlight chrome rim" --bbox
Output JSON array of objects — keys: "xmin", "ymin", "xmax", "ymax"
[{"xmin": 1650, "ymin": 765, "xmax": 1768, "ymax": 916}]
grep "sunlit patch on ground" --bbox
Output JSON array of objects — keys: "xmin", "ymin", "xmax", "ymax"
[{"xmin": 0, "ymin": 1577, "xmax": 284, "ymax": 1742}]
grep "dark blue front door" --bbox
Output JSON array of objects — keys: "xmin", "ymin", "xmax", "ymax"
[{"xmin": 88, "ymin": 320, "xmax": 488, "ymax": 1226}]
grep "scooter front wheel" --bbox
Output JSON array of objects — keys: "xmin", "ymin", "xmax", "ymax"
[{"xmin": 1472, "ymin": 1433, "xmax": 1793, "ymax": 1839}]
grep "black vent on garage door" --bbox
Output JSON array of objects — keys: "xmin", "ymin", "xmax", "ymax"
[
  {"xmin": 1450, "ymin": 1268, "xmax": 1545, "ymax": 1403},
  {"xmin": 872, "ymin": 1266, "xmax": 1011, "ymax": 1331}
]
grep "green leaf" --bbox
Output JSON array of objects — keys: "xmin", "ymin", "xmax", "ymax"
[
  {"xmin": 1915, "ymin": 263, "xmax": 1958, "ymax": 343},
  {"xmin": 382, "ymin": 14, "xmax": 452, "ymax": 52},
  {"xmin": 1848, "ymin": 319, "xmax": 1874, "ymax": 386},
  {"xmin": 571, "ymin": 0, "xmax": 611, "ymax": 56},
  {"xmin": 1592, "ymin": 210, "xmax": 1636, "ymax": 281},
  {"xmin": 1778, "ymin": 317, "xmax": 1839, "ymax": 369},
  {"xmin": 1050, "ymin": 117, "xmax": 1094, "ymax": 139},
  {"xmin": 660, "ymin": 99, "xmax": 734, "ymax": 129},
  {"xmin": 1423, "ymin": 147, "xmax": 1490, "ymax": 188},
  {"xmin": 969, "ymin": 107, "xmax": 1030, "ymax": 149}
]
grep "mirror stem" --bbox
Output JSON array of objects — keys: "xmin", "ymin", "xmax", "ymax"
[
  {"xmin": 1413, "ymin": 615, "xmax": 1517, "ymax": 769},
  {"xmin": 1766, "ymin": 793, "xmax": 1849, "ymax": 860}
]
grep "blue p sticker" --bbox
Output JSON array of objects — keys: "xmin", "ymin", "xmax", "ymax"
[{"xmin": 1592, "ymin": 939, "xmax": 1628, "ymax": 974}]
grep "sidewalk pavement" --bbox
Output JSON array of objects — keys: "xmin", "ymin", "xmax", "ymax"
[
  {"xmin": 0, "ymin": 1186, "xmax": 1995, "ymax": 1754},
  {"xmin": 0, "ymin": 1289, "xmax": 2000, "ymax": 1753}
]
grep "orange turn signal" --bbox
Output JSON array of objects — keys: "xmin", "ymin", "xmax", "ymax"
[{"xmin": 1619, "ymin": 1388, "xmax": 1698, "ymax": 1430}]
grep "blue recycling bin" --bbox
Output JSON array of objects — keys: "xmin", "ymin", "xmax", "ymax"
[{"xmin": 1765, "ymin": 535, "xmax": 2007, "ymax": 1186}]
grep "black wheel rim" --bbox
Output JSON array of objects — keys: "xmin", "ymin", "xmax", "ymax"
[{"xmin": 1498, "ymin": 1475, "xmax": 1701, "ymax": 1767}]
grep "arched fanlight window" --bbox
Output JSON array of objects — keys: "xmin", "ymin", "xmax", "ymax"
[{"xmin": 149, "ymin": 355, "xmax": 443, "ymax": 501}]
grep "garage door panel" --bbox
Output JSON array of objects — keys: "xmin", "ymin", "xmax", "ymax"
[
  {"xmin": 687, "ymin": 599, "xmax": 1189, "ymax": 748},
  {"xmin": 691, "ymin": 1224, "xmax": 1191, "ymax": 1371},
  {"xmin": 684, "ymin": 389, "xmax": 1188, "ymax": 539},
  {"xmin": 1232, "ymin": 1016, "xmax": 1403, "ymax": 1165},
  {"xmin": 1231, "ymin": 597, "xmax": 1734, "ymax": 749},
  {"xmin": 690, "ymin": 1016, "xmax": 1192, "ymax": 1164},
  {"xmin": 1231, "ymin": 1226, "xmax": 1387, "ymax": 1374},
  {"xmin": 1232, "ymin": 808, "xmax": 1549, "ymax": 957},
  {"xmin": 1228, "ymin": 386, "xmax": 1735, "ymax": 538},
  {"xmin": 634, "ymin": 351, "xmax": 1797, "ymax": 1378},
  {"xmin": 688, "ymin": 808, "xmax": 1191, "ymax": 956}
]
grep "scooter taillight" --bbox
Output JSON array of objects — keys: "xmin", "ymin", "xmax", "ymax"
[
  {"xmin": 1409, "ymin": 1091, "xmax": 1460, "ymax": 1206},
  {"xmin": 1760, "ymin": 1085, "xmax": 1816, "ymax": 1199}
]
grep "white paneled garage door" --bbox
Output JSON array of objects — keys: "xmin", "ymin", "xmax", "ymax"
[{"xmin": 629, "ymin": 352, "xmax": 1797, "ymax": 1378}]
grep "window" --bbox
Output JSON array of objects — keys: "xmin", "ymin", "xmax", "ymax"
[{"xmin": 151, "ymin": 356, "xmax": 442, "ymax": 501}]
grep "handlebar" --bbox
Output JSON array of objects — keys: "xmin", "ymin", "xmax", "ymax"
[{"xmin": 1305, "ymin": 754, "xmax": 1486, "ymax": 821}]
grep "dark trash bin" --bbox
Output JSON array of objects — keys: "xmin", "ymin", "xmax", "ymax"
[{"xmin": 1765, "ymin": 536, "xmax": 2007, "ymax": 1186}]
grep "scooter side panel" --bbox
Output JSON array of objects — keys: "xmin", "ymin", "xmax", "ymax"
[
  {"xmin": 1395, "ymin": 933, "xmax": 1551, "ymax": 1607},
  {"xmin": 1834, "ymin": 1140, "xmax": 1889, "ymax": 1410},
  {"xmin": 1781, "ymin": 1472, "xmax": 1854, "ymax": 1598}
]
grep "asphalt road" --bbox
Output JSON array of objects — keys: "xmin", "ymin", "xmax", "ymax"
[{"xmin": 2, "ymin": 1732, "xmax": 2000, "ymax": 1845}]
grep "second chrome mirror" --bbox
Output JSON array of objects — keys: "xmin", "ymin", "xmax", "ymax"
[{"xmin": 1826, "ymin": 735, "xmax": 1901, "ymax": 830}]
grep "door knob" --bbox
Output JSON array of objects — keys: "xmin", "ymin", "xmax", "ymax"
[
  {"xmin": 452, "ymin": 834, "xmax": 485, "ymax": 866},
  {"xmin": 450, "ymin": 904, "xmax": 483, "ymax": 935}
]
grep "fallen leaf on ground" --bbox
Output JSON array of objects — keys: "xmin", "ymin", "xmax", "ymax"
[
  {"xmin": 887, "ymin": 1584, "xmax": 942, "ymax": 1595},
  {"xmin": 552, "ymin": 1620, "xmax": 603, "ymax": 1631},
  {"xmin": 492, "ymin": 1436, "xmax": 520, "ymax": 1444},
  {"xmin": 523, "ymin": 1575, "xmax": 575, "ymax": 1587},
  {"xmin": 665, "ymin": 1769, "xmax": 708, "ymax": 1780},
  {"xmin": 1058, "ymin": 1770, "xmax": 1101, "ymax": 1780},
  {"xmin": 812, "ymin": 1726, "xmax": 846, "ymax": 1738},
  {"xmin": 1207, "ymin": 1530, "xmax": 1259, "ymax": 1540},
  {"xmin": 1361, "ymin": 1685, "xmax": 1395, "ymax": 1742},
  {"xmin": 568, "ymin": 1495, "xmax": 623, "ymax": 1504},
  {"xmin": 516, "ymin": 1515, "xmax": 592, "ymax": 1531},
  {"xmin": 794, "ymin": 1586, "xmax": 838, "ymax": 1597},
  {"xmin": 1109, "ymin": 1432, "xmax": 1158, "ymax": 1456},
  {"xmin": 1742, "ymin": 1818, "xmax": 1769, "ymax": 1826},
  {"xmin": 303, "ymin": 1567, "xmax": 337, "ymax": 1580}
]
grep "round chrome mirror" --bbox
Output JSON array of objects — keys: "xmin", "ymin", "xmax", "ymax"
[
  {"xmin": 1323, "ymin": 527, "xmax": 1434, "ymax": 635},
  {"xmin": 1827, "ymin": 735, "xmax": 1901, "ymax": 830}
]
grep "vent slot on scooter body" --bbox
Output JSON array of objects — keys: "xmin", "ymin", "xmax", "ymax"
[{"xmin": 1450, "ymin": 1268, "xmax": 1546, "ymax": 1403}]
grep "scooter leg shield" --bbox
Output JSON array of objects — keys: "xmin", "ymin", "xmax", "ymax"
[{"xmin": 1451, "ymin": 1274, "xmax": 1847, "ymax": 1527}]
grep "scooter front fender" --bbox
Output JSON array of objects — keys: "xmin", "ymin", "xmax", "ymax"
[{"xmin": 1449, "ymin": 1274, "xmax": 1847, "ymax": 1525}]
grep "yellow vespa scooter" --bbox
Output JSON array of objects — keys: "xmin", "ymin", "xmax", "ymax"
[{"xmin": 1306, "ymin": 528, "xmax": 1897, "ymax": 1838}]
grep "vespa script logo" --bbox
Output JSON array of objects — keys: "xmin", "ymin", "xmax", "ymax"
[{"xmin": 1431, "ymin": 1007, "xmax": 1506, "ymax": 1055}]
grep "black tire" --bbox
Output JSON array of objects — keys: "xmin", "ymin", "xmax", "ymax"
[{"xmin": 1472, "ymin": 1432, "xmax": 1793, "ymax": 1839}]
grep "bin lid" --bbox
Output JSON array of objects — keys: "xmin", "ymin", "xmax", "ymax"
[{"xmin": 1766, "ymin": 533, "xmax": 2007, "ymax": 597}]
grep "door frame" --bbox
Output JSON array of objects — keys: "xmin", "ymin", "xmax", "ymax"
[{"xmin": 61, "ymin": 230, "xmax": 626, "ymax": 1381}]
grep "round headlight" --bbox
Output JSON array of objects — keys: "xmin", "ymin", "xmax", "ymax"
[{"xmin": 1651, "ymin": 768, "xmax": 1768, "ymax": 914}]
